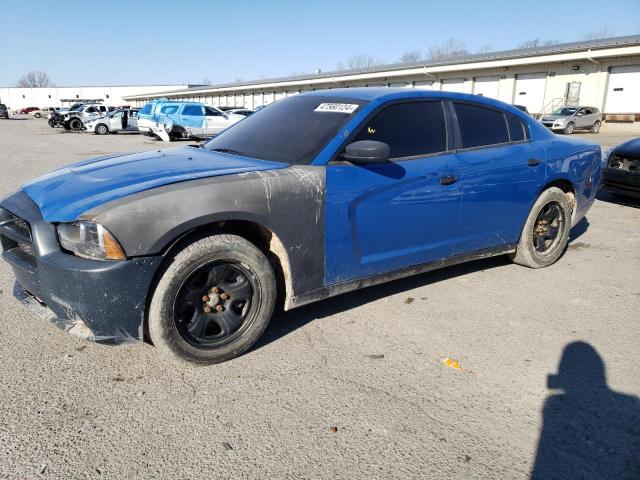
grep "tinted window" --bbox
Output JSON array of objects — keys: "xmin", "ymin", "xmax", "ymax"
[
  {"xmin": 205, "ymin": 95, "xmax": 365, "ymax": 165},
  {"xmin": 204, "ymin": 106, "xmax": 222, "ymax": 116},
  {"xmin": 454, "ymin": 103, "xmax": 509, "ymax": 148},
  {"xmin": 182, "ymin": 105, "xmax": 203, "ymax": 116},
  {"xmin": 160, "ymin": 105, "xmax": 179, "ymax": 114},
  {"xmin": 86, "ymin": 107, "xmax": 97, "ymax": 113},
  {"xmin": 140, "ymin": 103, "xmax": 152, "ymax": 115},
  {"xmin": 352, "ymin": 102, "xmax": 446, "ymax": 158},
  {"xmin": 506, "ymin": 114, "xmax": 526, "ymax": 142}
]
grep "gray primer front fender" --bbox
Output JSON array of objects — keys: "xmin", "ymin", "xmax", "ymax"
[{"xmin": 81, "ymin": 166, "xmax": 326, "ymax": 300}]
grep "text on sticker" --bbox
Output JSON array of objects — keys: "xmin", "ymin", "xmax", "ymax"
[{"xmin": 314, "ymin": 103, "xmax": 359, "ymax": 114}]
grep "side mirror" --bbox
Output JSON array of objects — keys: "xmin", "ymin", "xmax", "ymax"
[{"xmin": 344, "ymin": 140, "xmax": 390, "ymax": 165}]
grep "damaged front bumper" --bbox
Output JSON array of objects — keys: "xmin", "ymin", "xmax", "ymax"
[{"xmin": 1, "ymin": 191, "xmax": 163, "ymax": 345}]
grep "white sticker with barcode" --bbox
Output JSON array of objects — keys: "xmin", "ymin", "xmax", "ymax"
[{"xmin": 314, "ymin": 103, "xmax": 359, "ymax": 114}]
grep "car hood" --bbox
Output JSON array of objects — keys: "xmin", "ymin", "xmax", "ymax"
[
  {"xmin": 22, "ymin": 147, "xmax": 287, "ymax": 222},
  {"xmin": 614, "ymin": 137, "xmax": 640, "ymax": 156},
  {"xmin": 541, "ymin": 114, "xmax": 570, "ymax": 121}
]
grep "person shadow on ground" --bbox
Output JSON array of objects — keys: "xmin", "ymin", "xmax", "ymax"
[{"xmin": 531, "ymin": 341, "xmax": 640, "ymax": 479}]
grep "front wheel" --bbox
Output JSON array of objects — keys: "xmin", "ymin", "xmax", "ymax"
[
  {"xmin": 48, "ymin": 118, "xmax": 56, "ymax": 128},
  {"xmin": 564, "ymin": 122, "xmax": 575, "ymax": 135},
  {"xmin": 148, "ymin": 234, "xmax": 276, "ymax": 364},
  {"xmin": 68, "ymin": 118, "xmax": 83, "ymax": 131},
  {"xmin": 34, "ymin": 113, "xmax": 41, "ymax": 118},
  {"xmin": 590, "ymin": 121, "xmax": 601, "ymax": 134},
  {"xmin": 509, "ymin": 187, "xmax": 572, "ymax": 268},
  {"xmin": 95, "ymin": 123, "xmax": 109, "ymax": 135}
]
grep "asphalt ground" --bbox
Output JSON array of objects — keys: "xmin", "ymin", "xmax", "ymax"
[{"xmin": 0, "ymin": 116, "xmax": 638, "ymax": 479}]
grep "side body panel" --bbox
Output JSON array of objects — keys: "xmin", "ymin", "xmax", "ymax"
[
  {"xmin": 84, "ymin": 166, "xmax": 327, "ymax": 299},
  {"xmin": 454, "ymin": 141, "xmax": 547, "ymax": 254}
]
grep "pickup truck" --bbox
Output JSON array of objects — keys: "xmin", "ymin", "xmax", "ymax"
[{"xmin": 61, "ymin": 103, "xmax": 109, "ymax": 131}]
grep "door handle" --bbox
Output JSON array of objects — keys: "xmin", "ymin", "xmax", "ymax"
[
  {"xmin": 440, "ymin": 175, "xmax": 458, "ymax": 185},
  {"xmin": 528, "ymin": 158, "xmax": 542, "ymax": 166}
]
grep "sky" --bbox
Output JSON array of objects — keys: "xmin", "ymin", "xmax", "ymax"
[{"xmin": 0, "ymin": 0, "xmax": 638, "ymax": 87}]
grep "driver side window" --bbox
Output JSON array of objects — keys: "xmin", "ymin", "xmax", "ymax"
[
  {"xmin": 351, "ymin": 102, "xmax": 447, "ymax": 159},
  {"xmin": 204, "ymin": 106, "xmax": 222, "ymax": 117}
]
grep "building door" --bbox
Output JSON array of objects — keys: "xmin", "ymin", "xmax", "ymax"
[
  {"xmin": 473, "ymin": 76, "xmax": 500, "ymax": 99},
  {"xmin": 441, "ymin": 78, "xmax": 466, "ymax": 93},
  {"xmin": 514, "ymin": 73, "xmax": 547, "ymax": 114},
  {"xmin": 604, "ymin": 65, "xmax": 640, "ymax": 113}
]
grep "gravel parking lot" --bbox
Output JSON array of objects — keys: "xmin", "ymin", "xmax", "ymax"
[{"xmin": 0, "ymin": 116, "xmax": 638, "ymax": 479}]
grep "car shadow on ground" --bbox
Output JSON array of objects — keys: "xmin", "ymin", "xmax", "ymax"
[
  {"xmin": 531, "ymin": 342, "xmax": 640, "ymax": 479},
  {"xmin": 257, "ymin": 219, "xmax": 593, "ymax": 351},
  {"xmin": 597, "ymin": 190, "xmax": 640, "ymax": 208},
  {"xmin": 256, "ymin": 253, "xmax": 511, "ymax": 351}
]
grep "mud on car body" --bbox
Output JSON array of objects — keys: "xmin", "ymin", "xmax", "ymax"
[{"xmin": 0, "ymin": 89, "xmax": 601, "ymax": 364}]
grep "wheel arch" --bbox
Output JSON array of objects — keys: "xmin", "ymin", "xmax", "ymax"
[
  {"xmin": 538, "ymin": 177, "xmax": 577, "ymax": 221},
  {"xmin": 148, "ymin": 218, "xmax": 294, "ymax": 319}
]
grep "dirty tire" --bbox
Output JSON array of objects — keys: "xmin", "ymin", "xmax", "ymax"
[
  {"xmin": 148, "ymin": 234, "xmax": 276, "ymax": 364},
  {"xmin": 48, "ymin": 118, "xmax": 56, "ymax": 128},
  {"xmin": 69, "ymin": 118, "xmax": 83, "ymax": 131},
  {"xmin": 509, "ymin": 187, "xmax": 572, "ymax": 268},
  {"xmin": 564, "ymin": 122, "xmax": 575, "ymax": 135},
  {"xmin": 95, "ymin": 123, "xmax": 109, "ymax": 135},
  {"xmin": 590, "ymin": 121, "xmax": 601, "ymax": 134}
]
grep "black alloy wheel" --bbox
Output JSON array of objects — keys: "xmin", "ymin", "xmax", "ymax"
[
  {"xmin": 173, "ymin": 261, "xmax": 255, "ymax": 348},
  {"xmin": 532, "ymin": 201, "xmax": 564, "ymax": 253}
]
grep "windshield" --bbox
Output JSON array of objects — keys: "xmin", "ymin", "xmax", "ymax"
[
  {"xmin": 68, "ymin": 103, "xmax": 83, "ymax": 111},
  {"xmin": 140, "ymin": 103, "xmax": 153, "ymax": 115},
  {"xmin": 204, "ymin": 96, "xmax": 366, "ymax": 164},
  {"xmin": 551, "ymin": 107, "xmax": 578, "ymax": 116}
]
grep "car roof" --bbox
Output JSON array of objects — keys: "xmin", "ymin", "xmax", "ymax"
[{"xmin": 300, "ymin": 87, "xmax": 519, "ymax": 112}]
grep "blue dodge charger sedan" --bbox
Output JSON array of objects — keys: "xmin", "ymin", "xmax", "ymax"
[{"xmin": 0, "ymin": 89, "xmax": 601, "ymax": 364}]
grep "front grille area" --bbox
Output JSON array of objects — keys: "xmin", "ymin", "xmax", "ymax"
[
  {"xmin": 609, "ymin": 154, "xmax": 639, "ymax": 173},
  {"xmin": 0, "ymin": 208, "xmax": 36, "ymax": 267}
]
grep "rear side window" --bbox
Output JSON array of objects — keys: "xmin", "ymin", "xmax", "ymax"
[
  {"xmin": 506, "ymin": 114, "xmax": 526, "ymax": 142},
  {"xmin": 454, "ymin": 102, "xmax": 509, "ymax": 148},
  {"xmin": 182, "ymin": 105, "xmax": 203, "ymax": 116},
  {"xmin": 352, "ymin": 102, "xmax": 447, "ymax": 159}
]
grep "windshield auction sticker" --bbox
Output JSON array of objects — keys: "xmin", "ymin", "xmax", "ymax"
[{"xmin": 314, "ymin": 103, "xmax": 359, "ymax": 114}]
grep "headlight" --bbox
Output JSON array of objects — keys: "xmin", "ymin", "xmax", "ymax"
[
  {"xmin": 57, "ymin": 222, "xmax": 126, "ymax": 260},
  {"xmin": 555, "ymin": 118, "xmax": 567, "ymax": 125}
]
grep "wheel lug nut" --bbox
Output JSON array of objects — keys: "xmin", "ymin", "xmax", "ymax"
[
  {"xmin": 202, "ymin": 295, "xmax": 209, "ymax": 302},
  {"xmin": 220, "ymin": 293, "xmax": 229, "ymax": 300},
  {"xmin": 215, "ymin": 305, "xmax": 224, "ymax": 312},
  {"xmin": 203, "ymin": 306, "xmax": 212, "ymax": 313},
  {"xmin": 211, "ymin": 287, "xmax": 219, "ymax": 293}
]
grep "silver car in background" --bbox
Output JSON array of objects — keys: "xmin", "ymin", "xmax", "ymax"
[{"xmin": 540, "ymin": 106, "xmax": 602, "ymax": 134}]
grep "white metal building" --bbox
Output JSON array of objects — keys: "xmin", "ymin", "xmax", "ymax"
[
  {"xmin": 0, "ymin": 84, "xmax": 190, "ymax": 110},
  {"xmin": 124, "ymin": 35, "xmax": 640, "ymax": 131}
]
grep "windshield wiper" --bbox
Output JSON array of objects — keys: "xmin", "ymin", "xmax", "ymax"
[{"xmin": 210, "ymin": 148, "xmax": 243, "ymax": 156}]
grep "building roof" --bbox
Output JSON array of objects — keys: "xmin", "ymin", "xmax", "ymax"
[{"xmin": 125, "ymin": 34, "xmax": 640, "ymax": 99}]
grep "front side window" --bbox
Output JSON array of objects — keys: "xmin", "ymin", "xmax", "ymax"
[
  {"xmin": 160, "ymin": 105, "xmax": 179, "ymax": 115},
  {"xmin": 205, "ymin": 95, "xmax": 366, "ymax": 165},
  {"xmin": 204, "ymin": 106, "xmax": 222, "ymax": 116},
  {"xmin": 351, "ymin": 102, "xmax": 447, "ymax": 159},
  {"xmin": 86, "ymin": 107, "xmax": 97, "ymax": 113},
  {"xmin": 182, "ymin": 105, "xmax": 203, "ymax": 116},
  {"xmin": 454, "ymin": 102, "xmax": 509, "ymax": 149}
]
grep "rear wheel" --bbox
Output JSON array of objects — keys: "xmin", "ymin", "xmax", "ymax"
[
  {"xmin": 590, "ymin": 121, "xmax": 601, "ymax": 134},
  {"xmin": 48, "ymin": 118, "xmax": 56, "ymax": 127},
  {"xmin": 509, "ymin": 187, "xmax": 572, "ymax": 268},
  {"xmin": 34, "ymin": 113, "xmax": 41, "ymax": 118},
  {"xmin": 95, "ymin": 123, "xmax": 109, "ymax": 135},
  {"xmin": 148, "ymin": 234, "xmax": 276, "ymax": 364},
  {"xmin": 564, "ymin": 122, "xmax": 575, "ymax": 135}
]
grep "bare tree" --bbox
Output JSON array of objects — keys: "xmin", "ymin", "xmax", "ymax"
[
  {"xmin": 337, "ymin": 54, "xmax": 384, "ymax": 70},
  {"xmin": 476, "ymin": 44, "xmax": 493, "ymax": 54},
  {"xmin": 399, "ymin": 50, "xmax": 423, "ymax": 64},
  {"xmin": 427, "ymin": 39, "xmax": 469, "ymax": 61},
  {"xmin": 17, "ymin": 70, "xmax": 51, "ymax": 87},
  {"xmin": 517, "ymin": 38, "xmax": 558, "ymax": 49},
  {"xmin": 582, "ymin": 26, "xmax": 615, "ymax": 40}
]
